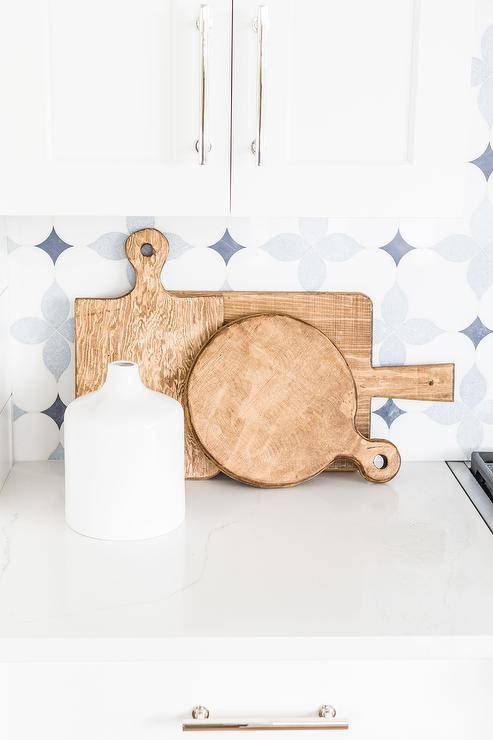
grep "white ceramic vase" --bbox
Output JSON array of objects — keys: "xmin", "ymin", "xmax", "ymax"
[{"xmin": 64, "ymin": 361, "xmax": 185, "ymax": 540}]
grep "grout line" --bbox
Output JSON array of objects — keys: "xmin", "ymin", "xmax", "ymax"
[{"xmin": 0, "ymin": 394, "xmax": 11, "ymax": 417}]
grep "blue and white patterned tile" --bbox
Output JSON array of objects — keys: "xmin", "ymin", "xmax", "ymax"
[
  {"xmin": 426, "ymin": 364, "xmax": 493, "ymax": 454},
  {"xmin": 8, "ymin": 247, "xmax": 54, "ymax": 320},
  {"xmin": 373, "ymin": 398, "xmax": 407, "ymax": 428},
  {"xmin": 58, "ymin": 364, "xmax": 75, "ymax": 408},
  {"xmin": 380, "ymin": 230, "xmax": 415, "ymax": 266},
  {"xmin": 476, "ymin": 332, "xmax": 493, "ymax": 390},
  {"xmin": 5, "ymin": 216, "xmax": 53, "ymax": 248},
  {"xmin": 398, "ymin": 249, "xmax": 478, "ymax": 331},
  {"xmin": 383, "ymin": 412, "xmax": 464, "ymax": 462},
  {"xmin": 154, "ymin": 217, "xmax": 227, "ymax": 248},
  {"xmin": 470, "ymin": 142, "xmax": 493, "ymax": 179},
  {"xmin": 89, "ymin": 231, "xmax": 128, "ymax": 260},
  {"xmin": 162, "ymin": 247, "xmax": 226, "ymax": 291},
  {"xmin": 460, "ymin": 315, "xmax": 492, "ymax": 347},
  {"xmin": 36, "ymin": 228, "xmax": 73, "ymax": 264},
  {"xmin": 227, "ymin": 217, "xmax": 300, "ymax": 248},
  {"xmin": 55, "ymin": 246, "xmax": 131, "ymax": 301},
  {"xmin": 373, "ymin": 283, "xmax": 442, "ymax": 366},
  {"xmin": 227, "ymin": 248, "xmax": 301, "ymax": 291},
  {"xmin": 53, "ymin": 216, "xmax": 127, "ymax": 246},
  {"xmin": 10, "ymin": 343, "xmax": 58, "ymax": 413},
  {"xmin": 13, "ymin": 412, "xmax": 61, "ymax": 462},
  {"xmin": 324, "ymin": 218, "xmax": 398, "ymax": 249},
  {"xmin": 126, "ymin": 216, "xmax": 155, "ymax": 233},
  {"xmin": 208, "ymin": 229, "xmax": 245, "ymax": 265}
]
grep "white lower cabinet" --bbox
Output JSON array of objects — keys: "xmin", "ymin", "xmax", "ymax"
[{"xmin": 2, "ymin": 659, "xmax": 492, "ymax": 739}]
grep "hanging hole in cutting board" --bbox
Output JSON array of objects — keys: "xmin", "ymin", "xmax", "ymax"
[
  {"xmin": 373, "ymin": 454, "xmax": 388, "ymax": 470},
  {"xmin": 140, "ymin": 243, "xmax": 154, "ymax": 257}
]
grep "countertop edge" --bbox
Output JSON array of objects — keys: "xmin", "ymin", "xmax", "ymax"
[{"xmin": 1, "ymin": 636, "xmax": 493, "ymax": 663}]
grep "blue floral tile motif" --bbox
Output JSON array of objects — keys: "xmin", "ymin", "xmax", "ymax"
[
  {"xmin": 460, "ymin": 316, "xmax": 492, "ymax": 348},
  {"xmin": 470, "ymin": 143, "xmax": 493, "ymax": 180},
  {"xmin": 90, "ymin": 232, "xmax": 128, "ymax": 260},
  {"xmin": 262, "ymin": 218, "xmax": 362, "ymax": 290},
  {"xmin": 7, "ymin": 237, "xmax": 22, "ymax": 254},
  {"xmin": 49, "ymin": 443, "xmax": 64, "ymax": 461},
  {"xmin": 126, "ymin": 216, "xmax": 155, "ymax": 232},
  {"xmin": 42, "ymin": 395, "xmax": 66, "ymax": 429},
  {"xmin": 209, "ymin": 229, "xmax": 245, "ymax": 264},
  {"xmin": 435, "ymin": 200, "xmax": 493, "ymax": 298},
  {"xmin": 36, "ymin": 228, "xmax": 73, "ymax": 264},
  {"xmin": 380, "ymin": 230, "xmax": 415, "ymax": 266},
  {"xmin": 472, "ymin": 22, "xmax": 493, "ymax": 126},
  {"xmin": 426, "ymin": 365, "xmax": 493, "ymax": 452},
  {"xmin": 373, "ymin": 398, "xmax": 406, "ymax": 428},
  {"xmin": 11, "ymin": 281, "xmax": 73, "ymax": 380},
  {"xmin": 13, "ymin": 405, "xmax": 26, "ymax": 421},
  {"xmin": 373, "ymin": 284, "xmax": 442, "ymax": 365}
]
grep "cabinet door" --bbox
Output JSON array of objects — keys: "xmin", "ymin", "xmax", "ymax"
[
  {"xmin": 232, "ymin": 0, "xmax": 473, "ymax": 217},
  {"xmin": 0, "ymin": 0, "xmax": 231, "ymax": 215}
]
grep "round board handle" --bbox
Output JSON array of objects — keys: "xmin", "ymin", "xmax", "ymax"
[
  {"xmin": 352, "ymin": 437, "xmax": 401, "ymax": 483},
  {"xmin": 125, "ymin": 228, "xmax": 170, "ymax": 293}
]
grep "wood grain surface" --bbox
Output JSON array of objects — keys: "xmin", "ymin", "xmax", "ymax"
[
  {"xmin": 176, "ymin": 288, "xmax": 454, "ymax": 474},
  {"xmin": 187, "ymin": 314, "xmax": 401, "ymax": 487},
  {"xmin": 75, "ymin": 229, "xmax": 224, "ymax": 479},
  {"xmin": 75, "ymin": 228, "xmax": 454, "ymax": 481}
]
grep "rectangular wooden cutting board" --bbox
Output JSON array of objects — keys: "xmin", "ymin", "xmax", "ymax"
[
  {"xmin": 75, "ymin": 229, "xmax": 224, "ymax": 479},
  {"xmin": 75, "ymin": 229, "xmax": 454, "ymax": 479},
  {"xmin": 177, "ymin": 290, "xmax": 453, "ymax": 473}
]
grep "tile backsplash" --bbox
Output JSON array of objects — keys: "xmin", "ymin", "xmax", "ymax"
[{"xmin": 6, "ymin": 5, "xmax": 493, "ymax": 464}]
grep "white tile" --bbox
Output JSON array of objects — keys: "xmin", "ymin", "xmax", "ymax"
[
  {"xmin": 5, "ymin": 216, "xmax": 53, "ymax": 247},
  {"xmin": 53, "ymin": 215, "xmax": 126, "ymax": 246},
  {"xmin": 397, "ymin": 249, "xmax": 478, "ymax": 331},
  {"xmin": 13, "ymin": 412, "xmax": 59, "ymax": 462},
  {"xmin": 0, "ymin": 289, "xmax": 10, "ymax": 409},
  {"xmin": 162, "ymin": 248, "xmax": 226, "ymax": 290},
  {"xmin": 0, "ymin": 398, "xmax": 12, "ymax": 488}
]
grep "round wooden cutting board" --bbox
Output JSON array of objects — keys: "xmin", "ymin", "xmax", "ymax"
[{"xmin": 187, "ymin": 314, "xmax": 401, "ymax": 487}]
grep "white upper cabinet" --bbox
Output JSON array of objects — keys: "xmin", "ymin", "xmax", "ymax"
[
  {"xmin": 0, "ymin": 0, "xmax": 474, "ymax": 216},
  {"xmin": 0, "ymin": 0, "xmax": 231, "ymax": 215},
  {"xmin": 231, "ymin": 0, "xmax": 474, "ymax": 217}
]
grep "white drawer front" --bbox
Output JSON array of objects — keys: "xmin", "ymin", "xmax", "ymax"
[{"xmin": 1, "ymin": 659, "xmax": 492, "ymax": 740}]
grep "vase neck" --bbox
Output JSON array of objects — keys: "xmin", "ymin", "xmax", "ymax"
[{"xmin": 103, "ymin": 362, "xmax": 145, "ymax": 396}]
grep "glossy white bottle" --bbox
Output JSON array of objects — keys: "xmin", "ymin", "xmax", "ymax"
[{"xmin": 64, "ymin": 361, "xmax": 185, "ymax": 540}]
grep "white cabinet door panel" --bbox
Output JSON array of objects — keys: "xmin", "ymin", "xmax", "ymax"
[
  {"xmin": 0, "ymin": 0, "xmax": 231, "ymax": 215},
  {"xmin": 2, "ymin": 659, "xmax": 492, "ymax": 739},
  {"xmin": 232, "ymin": 0, "xmax": 473, "ymax": 216}
]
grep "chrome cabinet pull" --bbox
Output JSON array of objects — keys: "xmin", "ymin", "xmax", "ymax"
[
  {"xmin": 251, "ymin": 5, "xmax": 269, "ymax": 166},
  {"xmin": 195, "ymin": 4, "xmax": 212, "ymax": 165},
  {"xmin": 183, "ymin": 704, "xmax": 349, "ymax": 731}
]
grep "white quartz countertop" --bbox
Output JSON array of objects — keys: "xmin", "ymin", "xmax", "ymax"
[{"xmin": 1, "ymin": 461, "xmax": 493, "ymax": 662}]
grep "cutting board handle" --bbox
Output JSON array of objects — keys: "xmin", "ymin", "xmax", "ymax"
[
  {"xmin": 125, "ymin": 228, "xmax": 170, "ymax": 294},
  {"xmin": 352, "ymin": 436, "xmax": 401, "ymax": 483},
  {"xmin": 362, "ymin": 363, "xmax": 454, "ymax": 402}
]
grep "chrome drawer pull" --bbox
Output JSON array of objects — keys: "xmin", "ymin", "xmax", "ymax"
[{"xmin": 183, "ymin": 705, "xmax": 349, "ymax": 731}]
